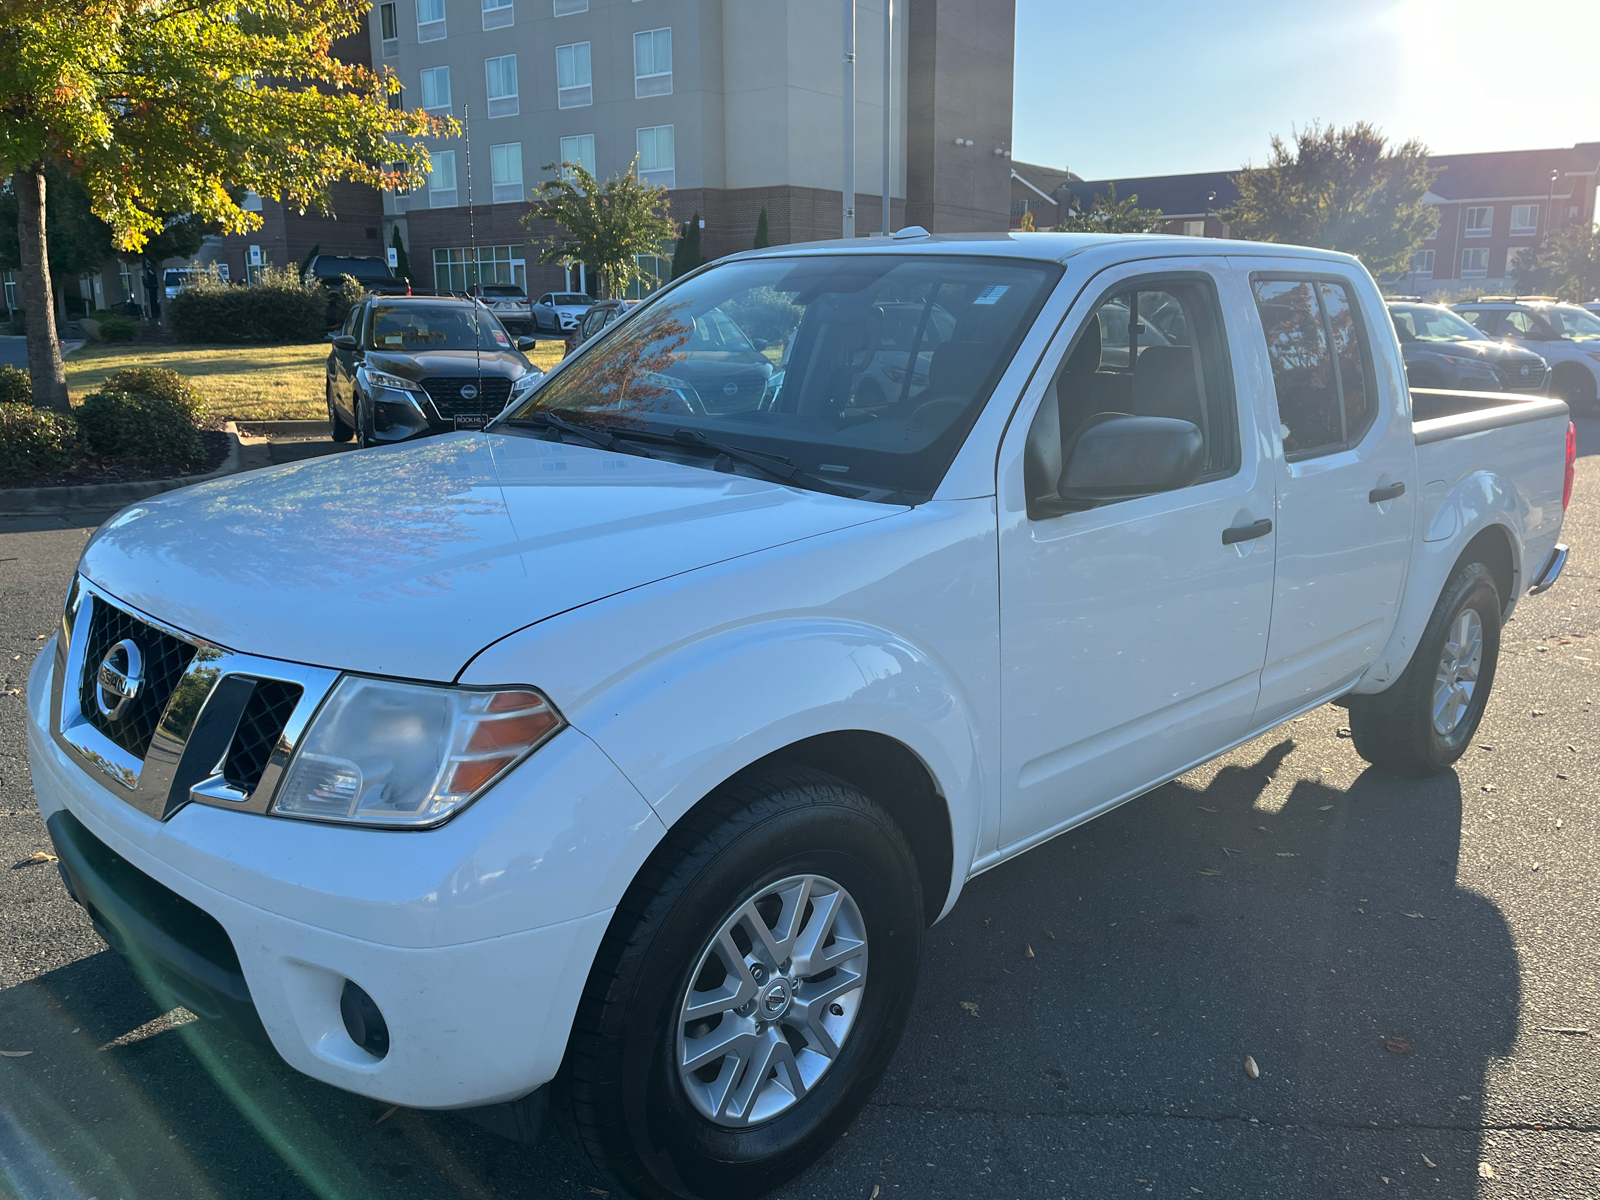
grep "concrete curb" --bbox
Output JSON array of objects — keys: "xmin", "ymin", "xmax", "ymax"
[
  {"xmin": 0, "ymin": 423, "xmax": 244, "ymax": 516},
  {"xmin": 235, "ymin": 419, "xmax": 329, "ymax": 438}
]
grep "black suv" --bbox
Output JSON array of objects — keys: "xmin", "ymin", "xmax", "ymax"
[
  {"xmin": 325, "ymin": 295, "xmax": 543, "ymax": 446},
  {"xmin": 1387, "ymin": 301, "xmax": 1550, "ymax": 393},
  {"xmin": 305, "ymin": 254, "xmax": 410, "ymax": 325}
]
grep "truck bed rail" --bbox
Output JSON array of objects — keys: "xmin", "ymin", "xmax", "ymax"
[{"xmin": 1412, "ymin": 388, "xmax": 1569, "ymax": 445}]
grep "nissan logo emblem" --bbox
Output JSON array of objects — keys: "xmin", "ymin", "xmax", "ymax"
[
  {"xmin": 723, "ymin": 382, "xmax": 739, "ymax": 397},
  {"xmin": 95, "ymin": 639, "xmax": 144, "ymax": 720},
  {"xmin": 461, "ymin": 384, "xmax": 479, "ymax": 400}
]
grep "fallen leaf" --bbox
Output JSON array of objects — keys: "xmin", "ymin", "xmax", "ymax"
[
  {"xmin": 585, "ymin": 1190, "xmax": 610, "ymax": 1197},
  {"xmin": 1479, "ymin": 1162, "xmax": 1494, "ymax": 1179},
  {"xmin": 1481, "ymin": 784, "xmax": 1495, "ymax": 792},
  {"xmin": 17, "ymin": 852, "xmax": 57, "ymax": 866},
  {"xmin": 1384, "ymin": 1036, "xmax": 1413, "ymax": 1055},
  {"xmin": 1422, "ymin": 1153, "xmax": 1436, "ymax": 1169},
  {"xmin": 1532, "ymin": 863, "xmax": 1540, "ymax": 872},
  {"xmin": 1044, "ymin": 929, "xmax": 1056, "ymax": 940},
  {"xmin": 33, "ymin": 634, "xmax": 47, "ymax": 640},
  {"xmin": 374, "ymin": 1105, "xmax": 399, "ymax": 1125},
  {"xmin": 1532, "ymin": 710, "xmax": 1546, "ymax": 717},
  {"xmin": 1198, "ymin": 868, "xmax": 1222, "ymax": 876},
  {"xmin": 1318, "ymin": 804, "xmax": 1333, "ymax": 811},
  {"xmin": 1337, "ymin": 727, "xmax": 1352, "ymax": 738},
  {"xmin": 1025, "ymin": 944, "xmax": 1035, "ymax": 958},
  {"xmin": 1538, "ymin": 1026, "xmax": 1591, "ymax": 1036},
  {"xmin": 870, "ymin": 1188, "xmax": 880, "ymax": 1200},
  {"xmin": 1403, "ymin": 912, "xmax": 1425, "ymax": 919},
  {"xmin": 1136, "ymin": 1180, "xmax": 1149, "ymax": 1185},
  {"xmin": 0, "ymin": 1050, "xmax": 32, "ymax": 1058},
  {"xmin": 1275, "ymin": 852, "xmax": 1298, "ymax": 857},
  {"xmin": 1109, "ymin": 921, "xmax": 1118, "ymax": 927},
  {"xmin": 1382, "ymin": 1178, "xmax": 1391, "ymax": 1185},
  {"xmin": 1221, "ymin": 846, "xmax": 1239, "ymax": 857},
  {"xmin": 959, "ymin": 1001, "xmax": 979, "ymax": 1017},
  {"xmin": 1243, "ymin": 1054, "xmax": 1260, "ymax": 1079},
  {"xmin": 981, "ymin": 918, "xmax": 995, "ymax": 929},
  {"xmin": 1198, "ymin": 805, "xmax": 1219, "ymax": 813}
]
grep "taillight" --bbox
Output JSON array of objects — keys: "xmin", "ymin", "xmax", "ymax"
[{"xmin": 1563, "ymin": 420, "xmax": 1576, "ymax": 511}]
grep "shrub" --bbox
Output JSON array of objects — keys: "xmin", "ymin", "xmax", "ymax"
[
  {"xmin": 76, "ymin": 389, "xmax": 204, "ymax": 464},
  {"xmin": 168, "ymin": 263, "xmax": 326, "ymax": 343},
  {"xmin": 0, "ymin": 365, "xmax": 30, "ymax": 405},
  {"xmin": 0, "ymin": 402, "xmax": 79, "ymax": 481},
  {"xmin": 94, "ymin": 311, "xmax": 137, "ymax": 342},
  {"xmin": 101, "ymin": 366, "xmax": 208, "ymax": 422}
]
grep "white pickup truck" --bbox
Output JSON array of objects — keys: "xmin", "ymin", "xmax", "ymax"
[{"xmin": 28, "ymin": 232, "xmax": 1573, "ymax": 1200}]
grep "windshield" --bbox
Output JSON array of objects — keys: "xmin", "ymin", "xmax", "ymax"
[
  {"xmin": 319, "ymin": 259, "xmax": 393, "ymax": 280},
  {"xmin": 481, "ymin": 286, "xmax": 525, "ymax": 298},
  {"xmin": 369, "ymin": 304, "xmax": 511, "ymax": 350},
  {"xmin": 550, "ymin": 293, "xmax": 591, "ymax": 305},
  {"xmin": 500, "ymin": 253, "xmax": 1060, "ymax": 503},
  {"xmin": 1542, "ymin": 305, "xmax": 1600, "ymax": 340},
  {"xmin": 1390, "ymin": 304, "xmax": 1486, "ymax": 342}
]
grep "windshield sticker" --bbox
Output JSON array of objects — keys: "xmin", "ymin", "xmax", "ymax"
[
  {"xmin": 974, "ymin": 285, "xmax": 1010, "ymax": 306},
  {"xmin": 493, "ymin": 329, "xmax": 510, "ymax": 348}
]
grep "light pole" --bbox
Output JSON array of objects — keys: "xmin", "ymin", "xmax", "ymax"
[
  {"xmin": 881, "ymin": 0, "xmax": 892, "ymax": 236},
  {"xmin": 842, "ymin": 0, "xmax": 856, "ymax": 239}
]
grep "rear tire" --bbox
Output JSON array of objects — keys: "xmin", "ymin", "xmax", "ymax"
[
  {"xmin": 556, "ymin": 765, "xmax": 923, "ymax": 1200},
  {"xmin": 1552, "ymin": 364, "xmax": 1599, "ymax": 415},
  {"xmin": 328, "ymin": 383, "xmax": 354, "ymax": 443},
  {"xmin": 1348, "ymin": 561, "xmax": 1502, "ymax": 776}
]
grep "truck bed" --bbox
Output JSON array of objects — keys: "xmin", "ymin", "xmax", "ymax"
[{"xmin": 1411, "ymin": 387, "xmax": 1570, "ymax": 444}]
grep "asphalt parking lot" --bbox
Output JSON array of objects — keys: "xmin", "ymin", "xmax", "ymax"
[{"xmin": 2, "ymin": 424, "xmax": 1596, "ymax": 1200}]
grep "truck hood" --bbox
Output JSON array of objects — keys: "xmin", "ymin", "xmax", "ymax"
[{"xmin": 79, "ymin": 433, "xmax": 894, "ymax": 681}]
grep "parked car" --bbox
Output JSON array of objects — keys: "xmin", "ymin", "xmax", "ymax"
[
  {"xmin": 162, "ymin": 267, "xmax": 207, "ymax": 301},
  {"xmin": 1452, "ymin": 297, "xmax": 1600, "ymax": 411},
  {"xmin": 570, "ymin": 297, "xmax": 636, "ymax": 351},
  {"xmin": 530, "ymin": 290, "xmax": 594, "ymax": 334},
  {"xmin": 1580, "ymin": 300, "xmax": 1600, "ymax": 319},
  {"xmin": 29, "ymin": 233, "xmax": 1573, "ymax": 1200},
  {"xmin": 468, "ymin": 283, "xmax": 532, "ymax": 330},
  {"xmin": 324, "ymin": 295, "xmax": 541, "ymax": 444},
  {"xmin": 1388, "ymin": 301, "xmax": 1550, "ymax": 393},
  {"xmin": 305, "ymin": 254, "xmax": 409, "ymax": 326}
]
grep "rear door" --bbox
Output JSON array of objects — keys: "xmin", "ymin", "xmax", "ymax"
[
  {"xmin": 1234, "ymin": 262, "xmax": 1416, "ymax": 723},
  {"xmin": 995, "ymin": 260, "xmax": 1277, "ymax": 850}
]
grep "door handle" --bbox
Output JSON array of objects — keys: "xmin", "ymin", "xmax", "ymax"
[
  {"xmin": 1369, "ymin": 482, "xmax": 1406, "ymax": 504},
  {"xmin": 1222, "ymin": 518, "xmax": 1273, "ymax": 545}
]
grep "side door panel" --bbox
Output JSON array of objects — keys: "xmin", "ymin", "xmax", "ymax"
[{"xmin": 995, "ymin": 259, "xmax": 1278, "ymax": 852}]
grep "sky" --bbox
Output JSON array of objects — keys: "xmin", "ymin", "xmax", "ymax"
[{"xmin": 1012, "ymin": 0, "xmax": 1600, "ymax": 181}]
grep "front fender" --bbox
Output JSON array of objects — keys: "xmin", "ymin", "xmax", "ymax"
[{"xmin": 564, "ymin": 618, "xmax": 984, "ymax": 922}]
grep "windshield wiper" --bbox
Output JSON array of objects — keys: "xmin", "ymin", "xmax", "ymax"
[
  {"xmin": 501, "ymin": 411, "xmax": 657, "ymax": 459},
  {"xmin": 623, "ymin": 426, "xmax": 857, "ymax": 497}
]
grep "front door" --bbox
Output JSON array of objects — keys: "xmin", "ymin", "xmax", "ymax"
[
  {"xmin": 1236, "ymin": 265, "xmax": 1415, "ymax": 723},
  {"xmin": 996, "ymin": 261, "xmax": 1277, "ymax": 851}
]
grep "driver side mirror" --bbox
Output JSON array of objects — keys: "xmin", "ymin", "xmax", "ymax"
[
  {"xmin": 1033, "ymin": 414, "xmax": 1204, "ymax": 517},
  {"xmin": 515, "ymin": 336, "xmax": 538, "ymax": 352},
  {"xmin": 331, "ymin": 334, "xmax": 359, "ymax": 351}
]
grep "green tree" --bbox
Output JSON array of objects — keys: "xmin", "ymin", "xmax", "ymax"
[
  {"xmin": 1510, "ymin": 224, "xmax": 1600, "ymax": 301},
  {"xmin": 1058, "ymin": 183, "xmax": 1164, "ymax": 233},
  {"xmin": 1226, "ymin": 122, "xmax": 1438, "ymax": 276},
  {"xmin": 0, "ymin": 164, "xmax": 112, "ymax": 323},
  {"xmin": 753, "ymin": 207, "xmax": 770, "ymax": 249},
  {"xmin": 671, "ymin": 213, "xmax": 705, "ymax": 280},
  {"xmin": 390, "ymin": 226, "xmax": 412, "ymax": 284},
  {"xmin": 0, "ymin": 0, "xmax": 449, "ymax": 412},
  {"xmin": 524, "ymin": 157, "xmax": 675, "ymax": 299}
]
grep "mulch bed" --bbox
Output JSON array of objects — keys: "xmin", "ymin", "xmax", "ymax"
[{"xmin": 1, "ymin": 428, "xmax": 232, "ymax": 490}]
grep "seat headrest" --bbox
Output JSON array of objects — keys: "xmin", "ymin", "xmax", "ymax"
[
  {"xmin": 924, "ymin": 339, "xmax": 989, "ymax": 399},
  {"xmin": 1132, "ymin": 344, "xmax": 1203, "ymax": 426}
]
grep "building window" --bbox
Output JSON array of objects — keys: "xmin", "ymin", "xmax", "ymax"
[
  {"xmin": 560, "ymin": 133, "xmax": 596, "ymax": 179},
  {"xmin": 421, "ymin": 65, "xmax": 451, "ymax": 112},
  {"xmin": 416, "ymin": 0, "xmax": 446, "ymax": 42},
  {"xmin": 634, "ymin": 27, "xmax": 672, "ymax": 98},
  {"xmin": 491, "ymin": 142, "xmax": 524, "ymax": 203},
  {"xmin": 429, "ymin": 149, "xmax": 458, "ymax": 207},
  {"xmin": 387, "ymin": 80, "xmax": 403, "ymax": 110},
  {"xmin": 1464, "ymin": 206, "xmax": 1492, "ymax": 236},
  {"xmin": 554, "ymin": 0, "xmax": 587, "ymax": 13},
  {"xmin": 624, "ymin": 252, "xmax": 671, "ymax": 300},
  {"xmin": 433, "ymin": 244, "xmax": 527, "ymax": 292},
  {"xmin": 1505, "ymin": 246, "xmax": 1532, "ymax": 279},
  {"xmin": 636, "ymin": 124, "xmax": 675, "ymax": 188},
  {"xmin": 1510, "ymin": 204, "xmax": 1539, "ymax": 235},
  {"xmin": 380, "ymin": 2, "xmax": 399, "ymax": 55},
  {"xmin": 119, "ymin": 262, "xmax": 136, "ymax": 304},
  {"xmin": 242, "ymin": 191, "xmax": 263, "ymax": 212},
  {"xmin": 486, "ymin": 54, "xmax": 519, "ymax": 118},
  {"xmin": 483, "ymin": 0, "xmax": 513, "ymax": 29},
  {"xmin": 1182, "ymin": 219, "xmax": 1205, "ymax": 237},
  {"xmin": 1410, "ymin": 249, "xmax": 1434, "ymax": 279},
  {"xmin": 389, "ymin": 160, "xmax": 412, "ymax": 212},
  {"xmin": 2, "ymin": 270, "xmax": 16, "ymax": 312},
  {"xmin": 556, "ymin": 42, "xmax": 591, "ymax": 109},
  {"xmin": 1461, "ymin": 247, "xmax": 1489, "ymax": 278}
]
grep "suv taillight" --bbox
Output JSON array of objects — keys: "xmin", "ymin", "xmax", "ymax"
[{"xmin": 1564, "ymin": 421, "xmax": 1576, "ymax": 511}]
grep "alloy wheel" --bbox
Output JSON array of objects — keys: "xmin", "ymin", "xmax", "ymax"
[{"xmin": 1433, "ymin": 607, "xmax": 1484, "ymax": 735}]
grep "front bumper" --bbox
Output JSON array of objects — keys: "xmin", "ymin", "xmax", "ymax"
[{"xmin": 26, "ymin": 641, "xmax": 664, "ymax": 1108}]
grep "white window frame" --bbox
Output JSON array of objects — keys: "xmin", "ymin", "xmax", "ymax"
[
  {"xmin": 560, "ymin": 133, "xmax": 596, "ymax": 180},
  {"xmin": 1464, "ymin": 206, "xmax": 1493, "ymax": 236},
  {"xmin": 1181, "ymin": 219, "xmax": 1204, "ymax": 237},
  {"xmin": 1461, "ymin": 247, "xmax": 1489, "ymax": 278},
  {"xmin": 380, "ymin": 2, "xmax": 400, "ymax": 56},
  {"xmin": 416, "ymin": 0, "xmax": 446, "ymax": 42},
  {"xmin": 491, "ymin": 142, "xmax": 524, "ymax": 204},
  {"xmin": 483, "ymin": 0, "xmax": 514, "ymax": 29},
  {"xmin": 1410, "ymin": 249, "xmax": 1434, "ymax": 279},
  {"xmin": 429, "ymin": 149, "xmax": 459, "ymax": 208},
  {"xmin": 634, "ymin": 27, "xmax": 672, "ymax": 98},
  {"xmin": 636, "ymin": 123, "xmax": 675, "ymax": 189},
  {"xmin": 554, "ymin": 0, "xmax": 588, "ymax": 13},
  {"xmin": 1509, "ymin": 204, "xmax": 1539, "ymax": 235},
  {"xmin": 486, "ymin": 54, "xmax": 519, "ymax": 118},
  {"xmin": 434, "ymin": 244, "xmax": 527, "ymax": 293},
  {"xmin": 556, "ymin": 42, "xmax": 592, "ymax": 109},
  {"xmin": 420, "ymin": 65, "xmax": 451, "ymax": 113}
]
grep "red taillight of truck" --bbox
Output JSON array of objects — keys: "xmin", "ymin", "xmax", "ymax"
[{"xmin": 1563, "ymin": 421, "xmax": 1576, "ymax": 511}]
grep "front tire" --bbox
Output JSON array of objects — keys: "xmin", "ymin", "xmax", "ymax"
[
  {"xmin": 1348, "ymin": 561, "xmax": 1502, "ymax": 776},
  {"xmin": 328, "ymin": 383, "xmax": 354, "ymax": 443},
  {"xmin": 558, "ymin": 765, "xmax": 923, "ymax": 1200},
  {"xmin": 1552, "ymin": 364, "xmax": 1599, "ymax": 415}
]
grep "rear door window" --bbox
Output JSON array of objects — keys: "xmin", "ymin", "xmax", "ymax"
[{"xmin": 1251, "ymin": 277, "xmax": 1376, "ymax": 461}]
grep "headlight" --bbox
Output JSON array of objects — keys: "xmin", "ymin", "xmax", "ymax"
[
  {"xmin": 273, "ymin": 677, "xmax": 563, "ymax": 827},
  {"xmin": 358, "ymin": 366, "xmax": 424, "ymax": 394}
]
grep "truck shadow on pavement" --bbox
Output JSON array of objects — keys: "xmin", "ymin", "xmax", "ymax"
[{"xmin": 0, "ymin": 726, "xmax": 1515, "ymax": 1200}]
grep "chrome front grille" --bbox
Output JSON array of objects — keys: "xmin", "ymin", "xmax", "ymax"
[
  {"xmin": 1494, "ymin": 361, "xmax": 1545, "ymax": 391},
  {"xmin": 50, "ymin": 579, "xmax": 337, "ymax": 820},
  {"xmin": 421, "ymin": 376, "xmax": 513, "ymax": 420}
]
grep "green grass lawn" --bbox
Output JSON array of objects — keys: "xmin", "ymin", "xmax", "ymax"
[{"xmin": 64, "ymin": 338, "xmax": 569, "ymax": 422}]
